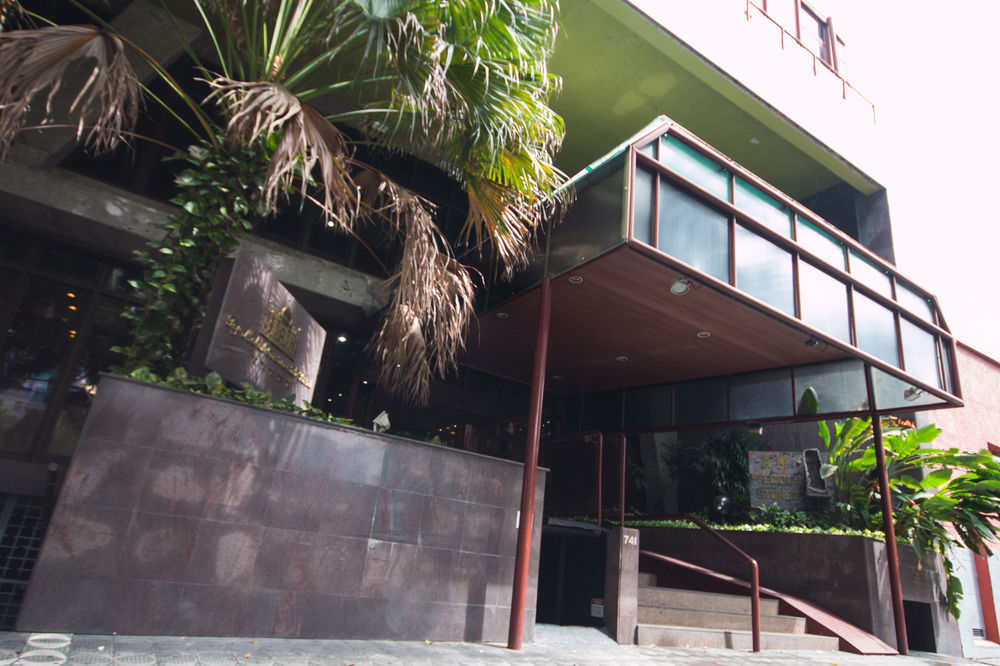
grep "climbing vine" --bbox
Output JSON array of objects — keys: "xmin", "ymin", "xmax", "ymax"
[{"xmin": 116, "ymin": 140, "xmax": 271, "ymax": 375}]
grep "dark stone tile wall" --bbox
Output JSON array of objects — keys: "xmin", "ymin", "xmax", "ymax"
[{"xmin": 17, "ymin": 376, "xmax": 545, "ymax": 641}]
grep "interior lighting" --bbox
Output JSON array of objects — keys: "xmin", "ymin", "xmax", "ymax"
[
  {"xmin": 696, "ymin": 331, "xmax": 711, "ymax": 339},
  {"xmin": 65, "ymin": 292, "xmax": 76, "ymax": 298},
  {"xmin": 495, "ymin": 312, "xmax": 510, "ymax": 319},
  {"xmin": 336, "ymin": 334, "xmax": 348, "ymax": 343},
  {"xmin": 669, "ymin": 278, "xmax": 691, "ymax": 296},
  {"xmin": 616, "ymin": 355, "xmax": 629, "ymax": 362},
  {"xmin": 568, "ymin": 275, "xmax": 584, "ymax": 285}
]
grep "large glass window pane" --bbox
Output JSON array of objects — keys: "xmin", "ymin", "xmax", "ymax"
[
  {"xmin": 735, "ymin": 226, "xmax": 794, "ymax": 315},
  {"xmin": 548, "ymin": 157, "xmax": 626, "ymax": 276},
  {"xmin": 1, "ymin": 280, "xmax": 88, "ymax": 456},
  {"xmin": 0, "ymin": 228, "xmax": 28, "ymax": 264},
  {"xmin": 798, "ymin": 261, "xmax": 850, "ymax": 342},
  {"xmin": 675, "ymin": 377, "xmax": 727, "ymax": 426},
  {"xmin": 870, "ymin": 367, "xmax": 941, "ymax": 411},
  {"xmin": 659, "ymin": 136, "xmax": 730, "ymax": 201},
  {"xmin": 658, "ymin": 180, "xmax": 730, "ymax": 282},
  {"xmin": 734, "ymin": 177, "xmax": 792, "ymax": 237},
  {"xmin": 796, "ymin": 219, "xmax": 845, "ymax": 269},
  {"xmin": 854, "ymin": 291, "xmax": 899, "ymax": 365},
  {"xmin": 632, "ymin": 166, "xmax": 655, "ymax": 245},
  {"xmin": 0, "ymin": 268, "xmax": 17, "ymax": 309},
  {"xmin": 36, "ymin": 245, "xmax": 103, "ymax": 285},
  {"xmin": 900, "ymin": 319, "xmax": 941, "ymax": 389},
  {"xmin": 794, "ymin": 359, "xmax": 867, "ymax": 414},
  {"xmin": 638, "ymin": 140, "xmax": 657, "ymax": 158},
  {"xmin": 800, "ymin": 6, "xmax": 830, "ymax": 64},
  {"xmin": 625, "ymin": 384, "xmax": 672, "ymax": 430},
  {"xmin": 580, "ymin": 389, "xmax": 623, "ymax": 432},
  {"xmin": 731, "ymin": 368, "xmax": 793, "ymax": 420},
  {"xmin": 896, "ymin": 281, "xmax": 935, "ymax": 323},
  {"xmin": 849, "ymin": 250, "xmax": 892, "ymax": 298}
]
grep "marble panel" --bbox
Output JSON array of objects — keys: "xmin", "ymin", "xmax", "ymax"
[
  {"xmin": 371, "ymin": 488, "xmax": 424, "ymax": 544},
  {"xmin": 58, "ymin": 438, "xmax": 151, "ymax": 510},
  {"xmin": 418, "ymin": 495, "xmax": 465, "ymax": 550},
  {"xmin": 318, "ymin": 480, "xmax": 378, "ymax": 538}
]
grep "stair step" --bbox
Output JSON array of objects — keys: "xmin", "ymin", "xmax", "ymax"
[
  {"xmin": 638, "ymin": 605, "xmax": 805, "ymax": 633},
  {"xmin": 638, "ymin": 586, "xmax": 780, "ymax": 615},
  {"xmin": 636, "ymin": 624, "xmax": 841, "ymax": 651}
]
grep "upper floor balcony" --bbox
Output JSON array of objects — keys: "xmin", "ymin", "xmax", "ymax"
[{"xmin": 465, "ymin": 117, "xmax": 960, "ymax": 428}]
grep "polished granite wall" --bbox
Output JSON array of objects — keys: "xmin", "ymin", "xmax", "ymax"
[{"xmin": 17, "ymin": 376, "xmax": 545, "ymax": 641}]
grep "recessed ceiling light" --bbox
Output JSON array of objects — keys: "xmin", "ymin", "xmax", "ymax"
[
  {"xmin": 670, "ymin": 278, "xmax": 691, "ymax": 296},
  {"xmin": 696, "ymin": 331, "xmax": 711, "ymax": 339},
  {"xmin": 495, "ymin": 312, "xmax": 510, "ymax": 319},
  {"xmin": 336, "ymin": 334, "xmax": 348, "ymax": 343},
  {"xmin": 616, "ymin": 355, "xmax": 629, "ymax": 362},
  {"xmin": 749, "ymin": 137, "xmax": 760, "ymax": 145},
  {"xmin": 568, "ymin": 275, "xmax": 584, "ymax": 285},
  {"xmin": 552, "ymin": 374, "xmax": 562, "ymax": 380}
]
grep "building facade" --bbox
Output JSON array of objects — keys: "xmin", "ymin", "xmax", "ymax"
[{"xmin": 0, "ymin": 0, "xmax": 987, "ymax": 655}]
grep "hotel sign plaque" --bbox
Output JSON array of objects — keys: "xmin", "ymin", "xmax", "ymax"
[
  {"xmin": 199, "ymin": 245, "xmax": 326, "ymax": 406},
  {"xmin": 748, "ymin": 451, "xmax": 807, "ymax": 510}
]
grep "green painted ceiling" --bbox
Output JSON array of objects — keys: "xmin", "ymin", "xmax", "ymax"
[{"xmin": 549, "ymin": 0, "xmax": 879, "ymax": 200}]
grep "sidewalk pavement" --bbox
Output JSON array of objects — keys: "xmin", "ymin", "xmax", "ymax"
[{"xmin": 0, "ymin": 625, "xmax": 993, "ymax": 666}]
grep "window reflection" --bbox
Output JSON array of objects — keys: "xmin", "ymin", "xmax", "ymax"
[
  {"xmin": 734, "ymin": 225, "xmax": 794, "ymax": 315},
  {"xmin": 658, "ymin": 180, "xmax": 730, "ymax": 282},
  {"xmin": 853, "ymin": 291, "xmax": 899, "ymax": 366}
]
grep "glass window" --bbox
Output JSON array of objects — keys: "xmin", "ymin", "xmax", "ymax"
[
  {"xmin": 580, "ymin": 389, "xmax": 623, "ymax": 432},
  {"xmin": 794, "ymin": 359, "xmax": 868, "ymax": 414},
  {"xmin": 35, "ymin": 245, "xmax": 103, "ymax": 285},
  {"xmin": 896, "ymin": 281, "xmax": 935, "ymax": 323},
  {"xmin": 849, "ymin": 250, "xmax": 892, "ymax": 298},
  {"xmin": 1, "ymin": 280, "xmax": 89, "ymax": 456},
  {"xmin": 675, "ymin": 377, "xmax": 728, "ymax": 426},
  {"xmin": 800, "ymin": 5, "xmax": 829, "ymax": 63},
  {"xmin": 638, "ymin": 141, "xmax": 657, "ymax": 159},
  {"xmin": 0, "ymin": 228, "xmax": 28, "ymax": 264},
  {"xmin": 734, "ymin": 177, "xmax": 792, "ymax": 237},
  {"xmin": 633, "ymin": 166, "xmax": 655, "ymax": 245},
  {"xmin": 658, "ymin": 180, "xmax": 730, "ymax": 282},
  {"xmin": 548, "ymin": 157, "xmax": 626, "ymax": 276},
  {"xmin": 798, "ymin": 261, "xmax": 850, "ymax": 342},
  {"xmin": 625, "ymin": 384, "xmax": 672, "ymax": 430},
  {"xmin": 734, "ymin": 225, "xmax": 794, "ymax": 315},
  {"xmin": 853, "ymin": 291, "xmax": 899, "ymax": 366},
  {"xmin": 796, "ymin": 219, "xmax": 845, "ymax": 270},
  {"xmin": 0, "ymin": 268, "xmax": 18, "ymax": 309},
  {"xmin": 659, "ymin": 136, "xmax": 730, "ymax": 201},
  {"xmin": 900, "ymin": 319, "xmax": 941, "ymax": 389},
  {"xmin": 870, "ymin": 367, "xmax": 941, "ymax": 411},
  {"xmin": 731, "ymin": 368, "xmax": 793, "ymax": 420}
]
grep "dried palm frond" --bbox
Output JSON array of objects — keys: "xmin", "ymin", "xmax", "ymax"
[
  {"xmin": 208, "ymin": 78, "xmax": 357, "ymax": 227},
  {"xmin": 0, "ymin": 25, "xmax": 140, "ymax": 158},
  {"xmin": 367, "ymin": 187, "xmax": 477, "ymax": 405},
  {"xmin": 0, "ymin": 0, "xmax": 22, "ymax": 31}
]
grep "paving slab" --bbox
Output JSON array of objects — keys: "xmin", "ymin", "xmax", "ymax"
[{"xmin": 0, "ymin": 628, "xmax": 987, "ymax": 666}]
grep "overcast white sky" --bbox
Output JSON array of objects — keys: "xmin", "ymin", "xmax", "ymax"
[{"xmin": 831, "ymin": 1, "xmax": 1000, "ymax": 361}]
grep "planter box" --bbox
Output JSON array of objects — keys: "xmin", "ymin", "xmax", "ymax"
[
  {"xmin": 639, "ymin": 526, "xmax": 963, "ymax": 656},
  {"xmin": 17, "ymin": 375, "xmax": 545, "ymax": 641}
]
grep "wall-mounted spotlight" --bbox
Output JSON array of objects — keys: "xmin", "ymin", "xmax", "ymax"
[
  {"xmin": 747, "ymin": 422, "xmax": 764, "ymax": 436},
  {"xmin": 804, "ymin": 337, "xmax": 819, "ymax": 347}
]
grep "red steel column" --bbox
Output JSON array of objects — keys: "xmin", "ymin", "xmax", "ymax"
[
  {"xmin": 975, "ymin": 550, "xmax": 1000, "ymax": 643},
  {"xmin": 507, "ymin": 277, "xmax": 553, "ymax": 650},
  {"xmin": 872, "ymin": 415, "xmax": 909, "ymax": 654}
]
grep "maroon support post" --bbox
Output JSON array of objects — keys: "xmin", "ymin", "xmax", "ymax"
[
  {"xmin": 872, "ymin": 415, "xmax": 909, "ymax": 655},
  {"xmin": 507, "ymin": 278, "xmax": 553, "ymax": 650}
]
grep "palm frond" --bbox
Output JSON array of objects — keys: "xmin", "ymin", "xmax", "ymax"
[
  {"xmin": 208, "ymin": 78, "xmax": 359, "ymax": 227},
  {"xmin": 367, "ymin": 184, "xmax": 477, "ymax": 404},
  {"xmin": 0, "ymin": 24, "xmax": 140, "ymax": 158}
]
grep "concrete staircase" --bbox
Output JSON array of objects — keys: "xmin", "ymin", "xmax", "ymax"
[{"xmin": 635, "ymin": 572, "xmax": 841, "ymax": 650}]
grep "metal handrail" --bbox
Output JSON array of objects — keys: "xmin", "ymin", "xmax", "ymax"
[
  {"xmin": 743, "ymin": 0, "xmax": 876, "ymax": 123},
  {"xmin": 640, "ymin": 514, "xmax": 761, "ymax": 652}
]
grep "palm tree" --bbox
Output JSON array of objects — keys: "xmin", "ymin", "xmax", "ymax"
[{"xmin": 0, "ymin": 0, "xmax": 567, "ymax": 403}]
